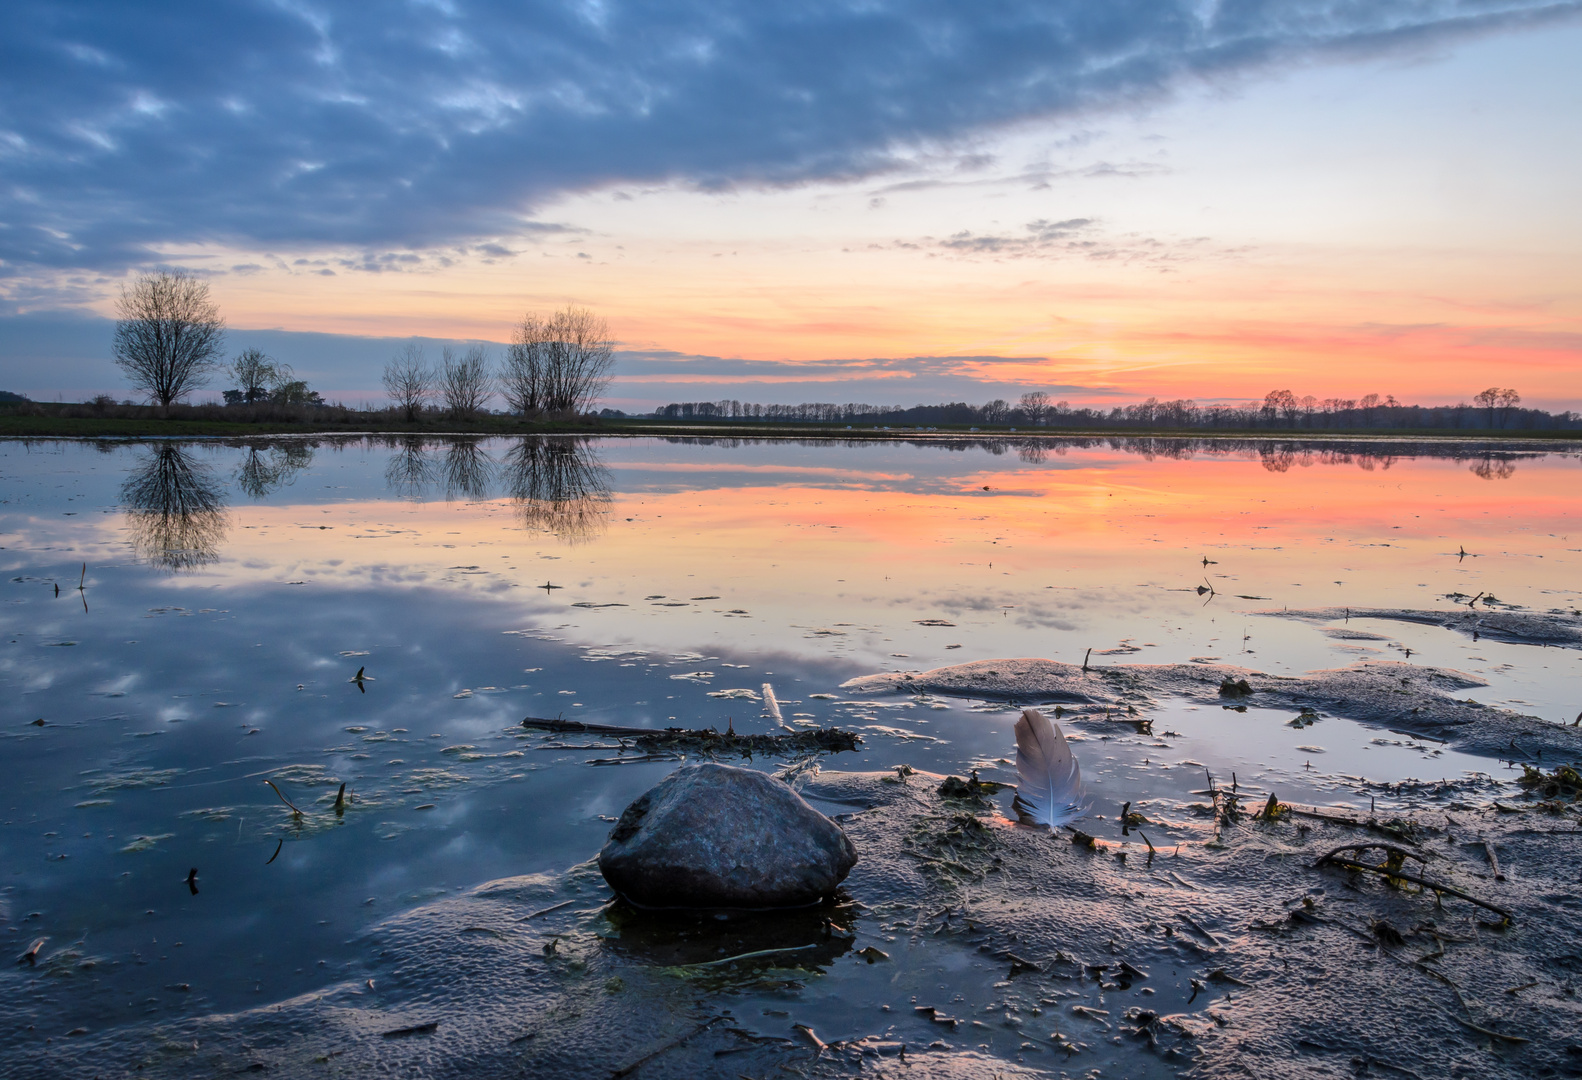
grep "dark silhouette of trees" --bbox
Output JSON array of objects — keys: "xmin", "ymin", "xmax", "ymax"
[
  {"xmin": 383, "ymin": 343, "xmax": 434, "ymax": 421},
  {"xmin": 502, "ymin": 437, "xmax": 613, "ymax": 544},
  {"xmin": 440, "ymin": 345, "xmax": 493, "ymax": 420},
  {"xmin": 235, "ymin": 442, "xmax": 313, "ymax": 498},
  {"xmin": 228, "ymin": 348, "xmax": 279, "ymax": 403},
  {"xmin": 384, "ymin": 435, "xmax": 437, "ymax": 497},
  {"xmin": 442, "ymin": 438, "xmax": 494, "ymax": 500},
  {"xmin": 120, "ymin": 443, "xmax": 228, "ymax": 571},
  {"xmin": 1018, "ymin": 391, "xmax": 1052, "ymax": 426},
  {"xmin": 645, "ymin": 384, "xmax": 1580, "ymax": 434},
  {"xmin": 500, "ymin": 307, "xmax": 614, "ymax": 415},
  {"xmin": 112, "ymin": 272, "xmax": 226, "ymax": 411}
]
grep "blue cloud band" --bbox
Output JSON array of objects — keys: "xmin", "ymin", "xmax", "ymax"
[{"xmin": 3, "ymin": 0, "xmax": 1576, "ymax": 270}]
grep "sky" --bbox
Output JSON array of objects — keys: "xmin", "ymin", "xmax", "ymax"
[{"xmin": 2, "ymin": 1, "xmax": 1581, "ymax": 411}]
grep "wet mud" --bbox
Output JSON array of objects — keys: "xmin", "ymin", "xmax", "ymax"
[
  {"xmin": 1266, "ymin": 605, "xmax": 1582, "ymax": 649},
  {"xmin": 842, "ymin": 657, "xmax": 1582, "ymax": 759},
  {"xmin": 6, "ymin": 769, "xmax": 1578, "ymax": 1079}
]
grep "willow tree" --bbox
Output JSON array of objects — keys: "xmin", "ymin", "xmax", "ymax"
[
  {"xmin": 500, "ymin": 306, "xmax": 614, "ymax": 415},
  {"xmin": 112, "ymin": 272, "xmax": 227, "ymax": 411}
]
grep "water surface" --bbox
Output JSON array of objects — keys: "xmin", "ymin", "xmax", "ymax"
[{"xmin": 2, "ymin": 433, "xmax": 1577, "ymax": 1073}]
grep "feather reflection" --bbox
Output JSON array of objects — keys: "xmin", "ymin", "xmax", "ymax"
[
  {"xmin": 502, "ymin": 437, "xmax": 612, "ymax": 545},
  {"xmin": 120, "ymin": 444, "xmax": 229, "ymax": 572}
]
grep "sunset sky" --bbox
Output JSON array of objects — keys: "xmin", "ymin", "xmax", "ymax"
[{"xmin": 3, "ymin": 2, "xmax": 1580, "ymax": 410}]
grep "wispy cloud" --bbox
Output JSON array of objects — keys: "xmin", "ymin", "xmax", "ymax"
[{"xmin": 3, "ymin": 0, "xmax": 1578, "ymax": 272}]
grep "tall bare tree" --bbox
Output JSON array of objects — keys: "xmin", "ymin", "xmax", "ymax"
[
  {"xmin": 1263, "ymin": 389, "xmax": 1298, "ymax": 426},
  {"xmin": 112, "ymin": 271, "xmax": 226, "ymax": 411},
  {"xmin": 501, "ymin": 306, "xmax": 615, "ymax": 415},
  {"xmin": 500, "ymin": 313, "xmax": 550, "ymax": 415},
  {"xmin": 1018, "ymin": 391, "xmax": 1052, "ymax": 426},
  {"xmin": 383, "ymin": 342, "xmax": 434, "ymax": 422},
  {"xmin": 440, "ymin": 345, "xmax": 493, "ymax": 420}
]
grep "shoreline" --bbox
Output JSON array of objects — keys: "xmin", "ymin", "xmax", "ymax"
[{"xmin": 4, "ymin": 413, "xmax": 1582, "ymax": 445}]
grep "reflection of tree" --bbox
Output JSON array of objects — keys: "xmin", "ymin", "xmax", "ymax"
[
  {"xmin": 1469, "ymin": 456, "xmax": 1517, "ymax": 481},
  {"xmin": 1259, "ymin": 445, "xmax": 1295, "ymax": 473},
  {"xmin": 236, "ymin": 441, "xmax": 314, "ymax": 499},
  {"xmin": 384, "ymin": 436, "xmax": 437, "ymax": 499},
  {"xmin": 502, "ymin": 437, "xmax": 612, "ymax": 545},
  {"xmin": 443, "ymin": 439, "xmax": 495, "ymax": 501},
  {"xmin": 121, "ymin": 444, "xmax": 228, "ymax": 572}
]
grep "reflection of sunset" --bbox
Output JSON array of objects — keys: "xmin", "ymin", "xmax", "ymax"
[{"xmin": 93, "ymin": 441, "xmax": 1576, "ymax": 674}]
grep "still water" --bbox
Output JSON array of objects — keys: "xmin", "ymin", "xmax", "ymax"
[{"xmin": 1, "ymin": 434, "xmax": 1578, "ymax": 1074}]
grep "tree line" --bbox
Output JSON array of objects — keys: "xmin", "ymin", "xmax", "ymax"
[
  {"xmin": 106, "ymin": 271, "xmax": 614, "ymax": 418},
  {"xmin": 649, "ymin": 388, "xmax": 1581, "ymax": 432},
  {"xmin": 381, "ymin": 307, "xmax": 613, "ymax": 420}
]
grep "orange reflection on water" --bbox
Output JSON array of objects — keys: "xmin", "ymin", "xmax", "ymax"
[{"xmin": 147, "ymin": 440, "xmax": 1580, "ymax": 684}]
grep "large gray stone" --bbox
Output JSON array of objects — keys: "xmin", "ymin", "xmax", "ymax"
[{"xmin": 598, "ymin": 763, "xmax": 858, "ymax": 909}]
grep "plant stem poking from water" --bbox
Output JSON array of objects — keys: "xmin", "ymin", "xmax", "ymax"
[
  {"xmin": 334, "ymin": 783, "xmax": 346, "ymax": 814},
  {"xmin": 264, "ymin": 779, "xmax": 303, "ymax": 816},
  {"xmin": 265, "ymin": 838, "xmax": 283, "ymax": 865},
  {"xmin": 1082, "ymin": 648, "xmax": 1091, "ymax": 672},
  {"xmin": 186, "ymin": 867, "xmax": 198, "ymax": 895}
]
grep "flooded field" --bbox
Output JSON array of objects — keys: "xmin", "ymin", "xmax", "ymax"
[{"xmin": 2, "ymin": 433, "xmax": 1579, "ymax": 1079}]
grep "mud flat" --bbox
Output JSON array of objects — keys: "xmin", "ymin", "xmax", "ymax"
[
  {"xmin": 7, "ymin": 768, "xmax": 1578, "ymax": 1080},
  {"xmin": 842, "ymin": 657, "xmax": 1582, "ymax": 759},
  {"xmin": 1264, "ymin": 605, "xmax": 1582, "ymax": 649}
]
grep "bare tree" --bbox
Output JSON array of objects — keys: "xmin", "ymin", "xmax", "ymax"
[
  {"xmin": 545, "ymin": 307, "xmax": 615, "ymax": 413},
  {"xmin": 502, "ymin": 306, "xmax": 615, "ymax": 415},
  {"xmin": 1497, "ymin": 388, "xmax": 1520, "ymax": 428},
  {"xmin": 383, "ymin": 342, "xmax": 434, "ymax": 422},
  {"xmin": 229, "ymin": 348, "xmax": 279, "ymax": 403},
  {"xmin": 1018, "ymin": 391, "xmax": 1051, "ymax": 426},
  {"xmin": 440, "ymin": 345, "xmax": 493, "ymax": 420},
  {"xmin": 500, "ymin": 313, "xmax": 549, "ymax": 415},
  {"xmin": 1473, "ymin": 387, "xmax": 1520, "ymax": 429},
  {"xmin": 1262, "ymin": 389, "xmax": 1297, "ymax": 426},
  {"xmin": 981, "ymin": 399, "xmax": 1011, "ymax": 425},
  {"xmin": 1473, "ymin": 387, "xmax": 1499, "ymax": 428},
  {"xmin": 112, "ymin": 271, "xmax": 226, "ymax": 411}
]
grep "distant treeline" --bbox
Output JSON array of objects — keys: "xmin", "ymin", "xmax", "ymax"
[{"xmin": 646, "ymin": 388, "xmax": 1581, "ymax": 432}]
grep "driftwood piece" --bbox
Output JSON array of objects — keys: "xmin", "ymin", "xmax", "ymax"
[{"xmin": 520, "ymin": 716, "xmax": 861, "ymax": 755}]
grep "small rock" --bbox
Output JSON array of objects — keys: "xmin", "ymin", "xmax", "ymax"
[{"xmin": 598, "ymin": 763, "xmax": 857, "ymax": 908}]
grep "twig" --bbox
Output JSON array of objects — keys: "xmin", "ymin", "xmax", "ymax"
[
  {"xmin": 523, "ymin": 715, "xmax": 860, "ymax": 754},
  {"xmin": 1314, "ymin": 842, "xmax": 1427, "ymax": 867},
  {"xmin": 1315, "ymin": 856, "xmax": 1512, "ymax": 919},
  {"xmin": 1177, "ymin": 912, "xmax": 1221, "ymax": 945},
  {"xmin": 1482, "ymin": 838, "xmax": 1504, "ymax": 881},
  {"xmin": 520, "ymin": 898, "xmax": 578, "ymax": 921},
  {"xmin": 682, "ymin": 944, "xmax": 823, "ymax": 969},
  {"xmin": 1453, "ymin": 1016, "xmax": 1529, "ymax": 1044},
  {"xmin": 585, "ymin": 753, "xmax": 684, "ymax": 766},
  {"xmin": 611, "ymin": 1016, "xmax": 727, "ymax": 1078}
]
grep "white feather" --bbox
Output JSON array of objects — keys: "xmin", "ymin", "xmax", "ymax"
[
  {"xmin": 1012, "ymin": 708, "xmax": 1087, "ymax": 828},
  {"xmin": 762, "ymin": 683, "xmax": 785, "ymax": 726}
]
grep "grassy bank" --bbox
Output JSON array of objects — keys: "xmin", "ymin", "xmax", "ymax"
[{"xmin": 4, "ymin": 402, "xmax": 1580, "ymax": 442}]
